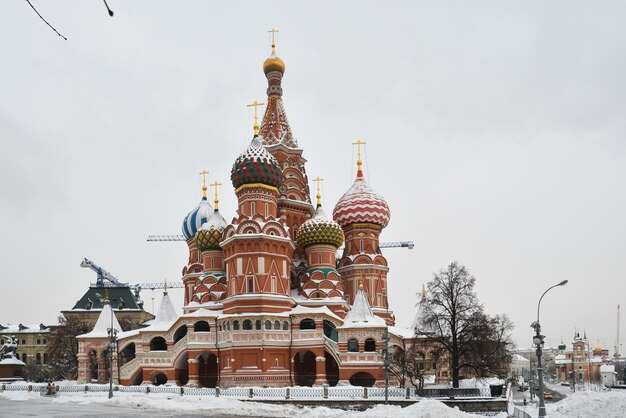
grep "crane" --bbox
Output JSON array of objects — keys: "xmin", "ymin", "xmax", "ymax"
[
  {"xmin": 80, "ymin": 258, "xmax": 128, "ymax": 287},
  {"xmin": 147, "ymin": 234, "xmax": 414, "ymax": 249}
]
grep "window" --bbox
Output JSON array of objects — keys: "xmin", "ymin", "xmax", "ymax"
[
  {"xmin": 348, "ymin": 339, "xmax": 359, "ymax": 352},
  {"xmin": 274, "ymin": 320, "xmax": 280, "ymax": 330},
  {"xmin": 247, "ymin": 277, "xmax": 254, "ymax": 293},
  {"xmin": 37, "ymin": 339, "xmax": 41, "ymax": 345},
  {"xmin": 22, "ymin": 353, "xmax": 27, "ymax": 362},
  {"xmin": 271, "ymin": 276, "xmax": 276, "ymax": 293},
  {"xmin": 364, "ymin": 338, "xmax": 376, "ymax": 352},
  {"xmin": 194, "ymin": 321, "xmax": 210, "ymax": 332},
  {"xmin": 243, "ymin": 320, "xmax": 252, "ymax": 330},
  {"xmin": 274, "ymin": 358, "xmax": 279, "ymax": 367},
  {"xmin": 250, "ymin": 202, "xmax": 255, "ymax": 215},
  {"xmin": 36, "ymin": 353, "xmax": 41, "ymax": 365},
  {"xmin": 299, "ymin": 318, "xmax": 316, "ymax": 330},
  {"xmin": 233, "ymin": 321, "xmax": 240, "ymax": 330},
  {"xmin": 43, "ymin": 339, "xmax": 46, "ymax": 344},
  {"xmin": 265, "ymin": 203, "xmax": 269, "ymax": 217},
  {"xmin": 265, "ymin": 320, "xmax": 272, "ymax": 330},
  {"xmin": 318, "ymin": 254, "xmax": 322, "ymax": 264},
  {"xmin": 149, "ymin": 337, "xmax": 167, "ymax": 351},
  {"xmin": 21, "ymin": 339, "xmax": 25, "ymax": 345},
  {"xmin": 360, "ymin": 240, "xmax": 363, "ymax": 253},
  {"xmin": 43, "ymin": 353, "xmax": 48, "ymax": 364},
  {"xmin": 255, "ymin": 320, "xmax": 262, "ymax": 330},
  {"xmin": 283, "ymin": 321, "xmax": 289, "ymax": 330}
]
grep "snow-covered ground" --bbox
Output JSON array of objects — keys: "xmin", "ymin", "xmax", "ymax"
[
  {"xmin": 516, "ymin": 388, "xmax": 626, "ymax": 418},
  {"xmin": 0, "ymin": 390, "xmax": 507, "ymax": 417}
]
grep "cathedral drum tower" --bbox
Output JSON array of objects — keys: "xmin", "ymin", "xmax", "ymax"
[{"xmin": 333, "ymin": 142, "xmax": 394, "ymax": 324}]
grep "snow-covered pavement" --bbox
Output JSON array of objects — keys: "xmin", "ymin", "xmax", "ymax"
[
  {"xmin": 515, "ymin": 387, "xmax": 626, "ymax": 418},
  {"xmin": 0, "ymin": 390, "xmax": 507, "ymax": 418}
]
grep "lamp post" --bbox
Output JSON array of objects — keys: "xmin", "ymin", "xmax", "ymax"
[
  {"xmin": 531, "ymin": 279, "xmax": 568, "ymax": 418},
  {"xmin": 107, "ymin": 322, "xmax": 118, "ymax": 399}
]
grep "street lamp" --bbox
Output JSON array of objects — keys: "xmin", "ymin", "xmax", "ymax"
[
  {"xmin": 107, "ymin": 324, "xmax": 118, "ymax": 399},
  {"xmin": 531, "ymin": 279, "xmax": 568, "ymax": 418}
]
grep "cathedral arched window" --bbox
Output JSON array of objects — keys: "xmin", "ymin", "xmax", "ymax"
[
  {"xmin": 36, "ymin": 353, "xmax": 41, "ymax": 365},
  {"xmin": 243, "ymin": 320, "xmax": 252, "ymax": 330},
  {"xmin": 194, "ymin": 321, "xmax": 210, "ymax": 332},
  {"xmin": 299, "ymin": 318, "xmax": 316, "ymax": 330},
  {"xmin": 283, "ymin": 321, "xmax": 289, "ymax": 330},
  {"xmin": 233, "ymin": 321, "xmax": 240, "ymax": 330},
  {"xmin": 149, "ymin": 337, "xmax": 167, "ymax": 351},
  {"xmin": 274, "ymin": 320, "xmax": 280, "ymax": 330},
  {"xmin": 364, "ymin": 339, "xmax": 376, "ymax": 352},
  {"xmin": 347, "ymin": 339, "xmax": 359, "ymax": 352},
  {"xmin": 265, "ymin": 320, "xmax": 272, "ymax": 330},
  {"xmin": 255, "ymin": 320, "xmax": 262, "ymax": 330}
]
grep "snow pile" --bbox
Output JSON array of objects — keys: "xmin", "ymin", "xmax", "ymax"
[
  {"xmin": 459, "ymin": 377, "xmax": 504, "ymax": 388},
  {"xmin": 524, "ymin": 390, "xmax": 626, "ymax": 418},
  {"xmin": 352, "ymin": 399, "xmax": 507, "ymax": 418}
]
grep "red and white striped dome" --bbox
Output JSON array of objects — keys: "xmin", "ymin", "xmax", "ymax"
[{"xmin": 332, "ymin": 171, "xmax": 390, "ymax": 228}]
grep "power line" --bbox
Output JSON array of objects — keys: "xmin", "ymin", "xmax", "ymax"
[{"xmin": 24, "ymin": 0, "xmax": 67, "ymax": 41}]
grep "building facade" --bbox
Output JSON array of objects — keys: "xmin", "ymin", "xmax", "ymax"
[{"xmin": 77, "ymin": 41, "xmax": 437, "ymax": 388}]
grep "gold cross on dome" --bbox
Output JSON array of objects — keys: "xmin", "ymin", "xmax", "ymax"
[
  {"xmin": 352, "ymin": 140, "xmax": 366, "ymax": 171},
  {"xmin": 313, "ymin": 177, "xmax": 324, "ymax": 207},
  {"xmin": 268, "ymin": 28, "xmax": 279, "ymax": 50},
  {"xmin": 210, "ymin": 181, "xmax": 222, "ymax": 210},
  {"xmin": 246, "ymin": 100, "xmax": 265, "ymax": 135},
  {"xmin": 199, "ymin": 170, "xmax": 209, "ymax": 197}
]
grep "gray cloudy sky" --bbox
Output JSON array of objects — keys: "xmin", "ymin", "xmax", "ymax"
[{"xmin": 1, "ymin": 1, "xmax": 625, "ymax": 351}]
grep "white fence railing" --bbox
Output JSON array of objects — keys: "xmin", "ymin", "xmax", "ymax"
[{"xmin": 0, "ymin": 383, "xmax": 501, "ymax": 401}]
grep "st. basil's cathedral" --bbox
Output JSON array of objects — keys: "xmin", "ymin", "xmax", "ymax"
[{"xmin": 76, "ymin": 37, "xmax": 447, "ymax": 388}]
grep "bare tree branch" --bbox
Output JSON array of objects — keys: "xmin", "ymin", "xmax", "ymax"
[{"xmin": 24, "ymin": 0, "xmax": 67, "ymax": 40}]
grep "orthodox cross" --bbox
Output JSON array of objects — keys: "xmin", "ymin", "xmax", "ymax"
[
  {"xmin": 247, "ymin": 100, "xmax": 265, "ymax": 135},
  {"xmin": 313, "ymin": 176, "xmax": 324, "ymax": 207},
  {"xmin": 210, "ymin": 181, "xmax": 222, "ymax": 210},
  {"xmin": 199, "ymin": 170, "xmax": 209, "ymax": 197},
  {"xmin": 268, "ymin": 28, "xmax": 279, "ymax": 50},
  {"xmin": 352, "ymin": 140, "xmax": 366, "ymax": 171}
]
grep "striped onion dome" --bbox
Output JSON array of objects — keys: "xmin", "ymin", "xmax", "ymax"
[
  {"xmin": 296, "ymin": 206, "xmax": 344, "ymax": 248},
  {"xmin": 195, "ymin": 209, "xmax": 228, "ymax": 251},
  {"xmin": 231, "ymin": 135, "xmax": 283, "ymax": 189},
  {"xmin": 182, "ymin": 196, "xmax": 213, "ymax": 240},
  {"xmin": 333, "ymin": 170, "xmax": 390, "ymax": 228}
]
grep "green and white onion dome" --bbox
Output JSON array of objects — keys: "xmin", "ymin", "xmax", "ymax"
[
  {"xmin": 195, "ymin": 210, "xmax": 228, "ymax": 251},
  {"xmin": 231, "ymin": 135, "xmax": 283, "ymax": 189},
  {"xmin": 296, "ymin": 206, "xmax": 344, "ymax": 248}
]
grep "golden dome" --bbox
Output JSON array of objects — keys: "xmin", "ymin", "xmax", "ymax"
[{"xmin": 263, "ymin": 53, "xmax": 285, "ymax": 74}]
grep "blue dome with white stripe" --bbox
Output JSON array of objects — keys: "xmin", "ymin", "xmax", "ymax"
[{"xmin": 182, "ymin": 196, "xmax": 213, "ymax": 240}]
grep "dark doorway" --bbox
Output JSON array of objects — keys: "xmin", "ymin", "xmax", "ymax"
[
  {"xmin": 198, "ymin": 353, "xmax": 218, "ymax": 388},
  {"xmin": 293, "ymin": 351, "xmax": 317, "ymax": 386}
]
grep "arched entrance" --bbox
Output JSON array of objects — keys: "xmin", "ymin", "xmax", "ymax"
[
  {"xmin": 152, "ymin": 372, "xmax": 168, "ymax": 386},
  {"xmin": 350, "ymin": 372, "xmax": 376, "ymax": 387},
  {"xmin": 293, "ymin": 351, "xmax": 316, "ymax": 386},
  {"xmin": 119, "ymin": 343, "xmax": 136, "ymax": 366},
  {"xmin": 325, "ymin": 351, "xmax": 339, "ymax": 386},
  {"xmin": 88, "ymin": 350, "xmax": 98, "ymax": 382},
  {"xmin": 174, "ymin": 352, "xmax": 189, "ymax": 386},
  {"xmin": 197, "ymin": 353, "xmax": 218, "ymax": 388}
]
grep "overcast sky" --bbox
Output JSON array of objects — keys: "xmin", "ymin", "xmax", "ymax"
[{"xmin": 1, "ymin": 1, "xmax": 625, "ymax": 352}]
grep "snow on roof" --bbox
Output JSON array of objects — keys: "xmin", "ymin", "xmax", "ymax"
[
  {"xmin": 511, "ymin": 354, "xmax": 530, "ymax": 363},
  {"xmin": 0, "ymin": 323, "xmax": 51, "ymax": 334},
  {"xmin": 78, "ymin": 303, "xmax": 122, "ymax": 338},
  {"xmin": 388, "ymin": 326, "xmax": 414, "ymax": 339},
  {"xmin": 289, "ymin": 305, "xmax": 342, "ymax": 322},
  {"xmin": 181, "ymin": 308, "xmax": 221, "ymax": 318},
  {"xmin": 141, "ymin": 292, "xmax": 179, "ymax": 332},
  {"xmin": 338, "ymin": 285, "xmax": 386, "ymax": 329}
]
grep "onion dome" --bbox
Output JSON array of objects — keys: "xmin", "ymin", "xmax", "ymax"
[
  {"xmin": 333, "ymin": 169, "xmax": 390, "ymax": 228},
  {"xmin": 263, "ymin": 37, "xmax": 285, "ymax": 75},
  {"xmin": 296, "ymin": 206, "xmax": 344, "ymax": 249},
  {"xmin": 182, "ymin": 184, "xmax": 213, "ymax": 240},
  {"xmin": 558, "ymin": 341, "xmax": 566, "ymax": 350},
  {"xmin": 231, "ymin": 135, "xmax": 283, "ymax": 189},
  {"xmin": 195, "ymin": 210, "xmax": 228, "ymax": 251}
]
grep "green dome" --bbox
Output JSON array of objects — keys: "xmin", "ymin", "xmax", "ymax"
[
  {"xmin": 296, "ymin": 207, "xmax": 344, "ymax": 248},
  {"xmin": 195, "ymin": 210, "xmax": 227, "ymax": 251}
]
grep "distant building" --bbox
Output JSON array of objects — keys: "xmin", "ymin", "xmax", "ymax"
[
  {"xmin": 600, "ymin": 364, "xmax": 617, "ymax": 387},
  {"xmin": 555, "ymin": 332, "xmax": 603, "ymax": 383},
  {"xmin": 0, "ymin": 323, "xmax": 51, "ymax": 367}
]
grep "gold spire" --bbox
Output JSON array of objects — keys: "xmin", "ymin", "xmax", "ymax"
[
  {"xmin": 199, "ymin": 170, "xmax": 209, "ymax": 198},
  {"xmin": 313, "ymin": 177, "xmax": 324, "ymax": 208},
  {"xmin": 163, "ymin": 278, "xmax": 168, "ymax": 296},
  {"xmin": 104, "ymin": 288, "xmax": 110, "ymax": 304},
  {"xmin": 421, "ymin": 283, "xmax": 427, "ymax": 301},
  {"xmin": 358, "ymin": 276, "xmax": 364, "ymax": 289},
  {"xmin": 268, "ymin": 28, "xmax": 279, "ymax": 54},
  {"xmin": 247, "ymin": 100, "xmax": 265, "ymax": 135},
  {"xmin": 352, "ymin": 140, "xmax": 366, "ymax": 175},
  {"xmin": 210, "ymin": 181, "xmax": 222, "ymax": 210}
]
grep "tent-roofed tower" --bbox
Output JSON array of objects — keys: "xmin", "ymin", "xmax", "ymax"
[{"xmin": 258, "ymin": 30, "xmax": 314, "ymax": 289}]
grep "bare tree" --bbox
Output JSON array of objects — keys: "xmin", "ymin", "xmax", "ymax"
[
  {"xmin": 46, "ymin": 316, "xmax": 91, "ymax": 380},
  {"xmin": 416, "ymin": 262, "xmax": 514, "ymax": 388}
]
